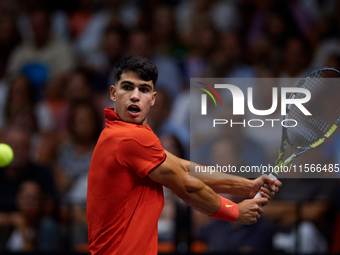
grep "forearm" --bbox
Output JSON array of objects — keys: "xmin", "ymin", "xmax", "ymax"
[
  {"xmin": 164, "ymin": 151, "xmax": 253, "ymax": 196},
  {"xmin": 167, "ymin": 174, "xmax": 239, "ymax": 221},
  {"xmin": 151, "ymin": 155, "xmax": 220, "ymax": 215},
  {"xmin": 176, "ymin": 177, "xmax": 220, "ymax": 215},
  {"xmin": 198, "ymin": 176, "xmax": 253, "ymax": 196},
  {"xmin": 150, "ymin": 153, "xmax": 266, "ymax": 224}
]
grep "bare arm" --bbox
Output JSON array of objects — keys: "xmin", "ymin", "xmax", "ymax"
[
  {"xmin": 149, "ymin": 154, "xmax": 220, "ymax": 215},
  {"xmin": 164, "ymin": 150, "xmax": 281, "ymax": 198},
  {"xmin": 149, "ymin": 153, "xmax": 267, "ymax": 224}
]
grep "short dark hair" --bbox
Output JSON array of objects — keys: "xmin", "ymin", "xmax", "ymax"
[{"xmin": 113, "ymin": 55, "xmax": 158, "ymax": 87}]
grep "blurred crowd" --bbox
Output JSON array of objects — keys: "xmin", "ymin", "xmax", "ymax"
[{"xmin": 1, "ymin": 0, "xmax": 340, "ymax": 254}]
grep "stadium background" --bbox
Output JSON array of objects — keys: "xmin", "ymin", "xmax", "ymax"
[{"xmin": 0, "ymin": 0, "xmax": 340, "ymax": 254}]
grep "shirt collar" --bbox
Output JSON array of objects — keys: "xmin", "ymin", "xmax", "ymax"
[
  {"xmin": 104, "ymin": 107, "xmax": 152, "ymax": 130},
  {"xmin": 104, "ymin": 107, "xmax": 120, "ymax": 122}
]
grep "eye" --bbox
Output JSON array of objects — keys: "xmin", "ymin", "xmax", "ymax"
[
  {"xmin": 122, "ymin": 85, "xmax": 133, "ymax": 90},
  {"xmin": 139, "ymin": 87, "xmax": 150, "ymax": 93}
]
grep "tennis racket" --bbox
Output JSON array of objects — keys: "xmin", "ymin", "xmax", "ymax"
[{"xmin": 255, "ymin": 67, "xmax": 340, "ymax": 198}]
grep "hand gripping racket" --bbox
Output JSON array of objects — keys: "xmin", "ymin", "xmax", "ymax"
[{"xmin": 255, "ymin": 67, "xmax": 340, "ymax": 198}]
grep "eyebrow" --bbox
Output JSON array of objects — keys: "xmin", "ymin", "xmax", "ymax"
[
  {"xmin": 120, "ymin": 80, "xmax": 134, "ymax": 86},
  {"xmin": 120, "ymin": 80, "xmax": 153, "ymax": 90},
  {"xmin": 139, "ymin": 83, "xmax": 153, "ymax": 90}
]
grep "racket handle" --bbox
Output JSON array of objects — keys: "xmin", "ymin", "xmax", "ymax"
[{"xmin": 254, "ymin": 173, "xmax": 278, "ymax": 198}]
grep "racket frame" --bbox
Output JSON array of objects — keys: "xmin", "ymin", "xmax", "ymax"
[
  {"xmin": 273, "ymin": 67, "xmax": 340, "ymax": 175},
  {"xmin": 254, "ymin": 67, "xmax": 340, "ymax": 198}
]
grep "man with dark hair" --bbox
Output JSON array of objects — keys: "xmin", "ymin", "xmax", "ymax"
[
  {"xmin": 86, "ymin": 55, "xmax": 281, "ymax": 255},
  {"xmin": 113, "ymin": 55, "xmax": 158, "ymax": 87}
]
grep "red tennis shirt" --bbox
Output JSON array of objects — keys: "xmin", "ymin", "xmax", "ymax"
[{"xmin": 87, "ymin": 108, "xmax": 166, "ymax": 255}]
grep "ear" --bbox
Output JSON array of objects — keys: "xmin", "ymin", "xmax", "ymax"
[
  {"xmin": 151, "ymin": 91, "xmax": 157, "ymax": 106},
  {"xmin": 110, "ymin": 85, "xmax": 116, "ymax": 102}
]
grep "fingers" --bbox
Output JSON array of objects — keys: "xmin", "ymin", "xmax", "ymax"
[
  {"xmin": 261, "ymin": 179, "xmax": 281, "ymax": 194},
  {"xmin": 275, "ymin": 179, "xmax": 282, "ymax": 188},
  {"xmin": 262, "ymin": 174, "xmax": 281, "ymax": 186},
  {"xmin": 249, "ymin": 205, "xmax": 263, "ymax": 224},
  {"xmin": 259, "ymin": 186, "xmax": 275, "ymax": 199},
  {"xmin": 248, "ymin": 212, "xmax": 259, "ymax": 224},
  {"xmin": 250, "ymin": 218, "xmax": 258, "ymax": 224},
  {"xmin": 248, "ymin": 218, "xmax": 257, "ymax": 224},
  {"xmin": 262, "ymin": 180, "xmax": 276, "ymax": 191},
  {"xmin": 257, "ymin": 205, "xmax": 264, "ymax": 215},
  {"xmin": 258, "ymin": 175, "xmax": 281, "ymax": 194},
  {"xmin": 262, "ymin": 174, "xmax": 275, "ymax": 184},
  {"xmin": 246, "ymin": 177, "xmax": 283, "ymax": 224},
  {"xmin": 254, "ymin": 197, "xmax": 268, "ymax": 206},
  {"xmin": 238, "ymin": 197, "xmax": 271, "ymax": 225},
  {"xmin": 266, "ymin": 183, "xmax": 280, "ymax": 192},
  {"xmin": 253, "ymin": 202, "xmax": 265, "ymax": 222}
]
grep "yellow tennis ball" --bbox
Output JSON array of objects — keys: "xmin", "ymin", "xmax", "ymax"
[{"xmin": 0, "ymin": 143, "xmax": 14, "ymax": 167}]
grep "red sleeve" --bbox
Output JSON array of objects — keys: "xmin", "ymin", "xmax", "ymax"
[{"xmin": 116, "ymin": 138, "xmax": 166, "ymax": 178}]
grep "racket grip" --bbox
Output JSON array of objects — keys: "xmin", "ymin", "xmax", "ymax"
[{"xmin": 254, "ymin": 173, "xmax": 278, "ymax": 198}]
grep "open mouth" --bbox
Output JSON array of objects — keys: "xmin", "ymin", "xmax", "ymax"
[{"xmin": 127, "ymin": 105, "xmax": 141, "ymax": 114}]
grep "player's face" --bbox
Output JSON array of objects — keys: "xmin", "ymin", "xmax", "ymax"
[{"xmin": 110, "ymin": 71, "xmax": 156, "ymax": 126}]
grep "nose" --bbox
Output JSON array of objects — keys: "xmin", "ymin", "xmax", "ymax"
[{"xmin": 130, "ymin": 87, "xmax": 140, "ymax": 102}]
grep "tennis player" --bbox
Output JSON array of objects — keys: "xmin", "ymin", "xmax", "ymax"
[{"xmin": 86, "ymin": 55, "xmax": 282, "ymax": 255}]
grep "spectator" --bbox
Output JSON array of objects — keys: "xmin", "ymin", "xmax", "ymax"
[
  {"xmin": 74, "ymin": 0, "xmax": 140, "ymax": 58},
  {"xmin": 194, "ymin": 138, "xmax": 274, "ymax": 253},
  {"xmin": 52, "ymin": 101, "xmax": 102, "ymax": 250},
  {"xmin": 151, "ymin": 5, "xmax": 181, "ymax": 57},
  {"xmin": 0, "ymin": 75, "xmax": 36, "ymax": 130},
  {"xmin": 35, "ymin": 68, "xmax": 97, "ymax": 134},
  {"xmin": 313, "ymin": 37, "xmax": 340, "ymax": 69},
  {"xmin": 175, "ymin": 0, "xmax": 239, "ymax": 44},
  {"xmin": 126, "ymin": 29, "xmax": 183, "ymax": 100},
  {"xmin": 53, "ymin": 101, "xmax": 102, "ymax": 197},
  {"xmin": 0, "ymin": 126, "xmax": 57, "ymax": 213},
  {"xmin": 207, "ymin": 31, "xmax": 255, "ymax": 79},
  {"xmin": 192, "ymin": 109, "xmax": 268, "ymax": 170},
  {"xmin": 68, "ymin": 0, "xmax": 96, "ymax": 40},
  {"xmin": 7, "ymin": 8, "xmax": 75, "ymax": 99},
  {"xmin": 16, "ymin": 0, "xmax": 69, "ymax": 43},
  {"xmin": 263, "ymin": 178, "xmax": 337, "ymax": 253},
  {"xmin": 279, "ymin": 36, "xmax": 312, "ymax": 78},
  {"xmin": 244, "ymin": 65, "xmax": 282, "ymax": 162},
  {"xmin": 65, "ymin": 69, "xmax": 95, "ymax": 105},
  {"xmin": 148, "ymin": 88, "xmax": 190, "ymax": 159},
  {"xmin": 0, "ymin": 0, "xmax": 339, "ymax": 252},
  {"xmin": 158, "ymin": 133, "xmax": 188, "ymax": 252},
  {"xmin": 148, "ymin": 88, "xmax": 172, "ymax": 135},
  {"xmin": 0, "ymin": 15, "xmax": 21, "ymax": 68},
  {"xmin": 245, "ymin": 0, "xmax": 302, "ymax": 50},
  {"xmin": 0, "ymin": 181, "xmax": 62, "ymax": 252},
  {"xmin": 80, "ymin": 20, "xmax": 127, "ymax": 94},
  {"xmin": 0, "ymin": 73, "xmax": 60, "ymax": 168},
  {"xmin": 182, "ymin": 22, "xmax": 218, "ymax": 87}
]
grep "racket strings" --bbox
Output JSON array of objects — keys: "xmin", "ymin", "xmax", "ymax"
[{"xmin": 287, "ymin": 69, "xmax": 340, "ymax": 148}]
